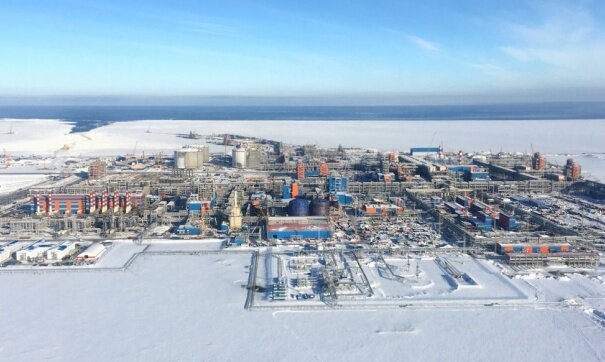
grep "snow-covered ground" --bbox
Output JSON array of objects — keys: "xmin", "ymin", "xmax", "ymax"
[
  {"xmin": 0, "ymin": 249, "xmax": 603, "ymax": 361},
  {"xmin": 0, "ymin": 174, "xmax": 48, "ymax": 195},
  {"xmin": 1, "ymin": 118, "xmax": 604, "ymax": 180}
]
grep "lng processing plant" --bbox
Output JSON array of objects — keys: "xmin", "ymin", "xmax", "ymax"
[{"xmin": 0, "ymin": 130, "xmax": 604, "ymax": 315}]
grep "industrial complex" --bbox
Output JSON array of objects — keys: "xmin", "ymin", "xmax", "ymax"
[{"xmin": 0, "ymin": 131, "xmax": 603, "ymax": 313}]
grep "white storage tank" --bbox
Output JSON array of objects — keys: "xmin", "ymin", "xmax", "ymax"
[
  {"xmin": 232, "ymin": 146, "xmax": 247, "ymax": 168},
  {"xmin": 174, "ymin": 145, "xmax": 209, "ymax": 169},
  {"xmin": 191, "ymin": 145, "xmax": 210, "ymax": 165},
  {"xmin": 183, "ymin": 148, "xmax": 198, "ymax": 168},
  {"xmin": 174, "ymin": 150, "xmax": 187, "ymax": 169}
]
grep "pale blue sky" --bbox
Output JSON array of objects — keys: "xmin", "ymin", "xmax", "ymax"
[{"xmin": 0, "ymin": 0, "xmax": 604, "ymax": 104}]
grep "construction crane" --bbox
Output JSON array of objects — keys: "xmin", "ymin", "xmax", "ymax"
[{"xmin": 430, "ymin": 131, "xmax": 437, "ymax": 147}]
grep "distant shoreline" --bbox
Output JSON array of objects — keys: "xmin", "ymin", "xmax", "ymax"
[{"xmin": 2, "ymin": 103, "xmax": 605, "ymax": 132}]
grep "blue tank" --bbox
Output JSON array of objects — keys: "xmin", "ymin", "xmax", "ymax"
[
  {"xmin": 310, "ymin": 199, "xmax": 330, "ymax": 216},
  {"xmin": 288, "ymin": 198, "xmax": 310, "ymax": 216}
]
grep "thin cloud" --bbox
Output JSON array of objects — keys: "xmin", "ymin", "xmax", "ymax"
[
  {"xmin": 505, "ymin": 5, "xmax": 594, "ymax": 45},
  {"xmin": 463, "ymin": 62, "xmax": 510, "ymax": 75},
  {"xmin": 497, "ymin": 2, "xmax": 605, "ymax": 85},
  {"xmin": 179, "ymin": 20, "xmax": 238, "ymax": 37},
  {"xmin": 406, "ymin": 35, "xmax": 440, "ymax": 52},
  {"xmin": 499, "ymin": 47, "xmax": 531, "ymax": 61}
]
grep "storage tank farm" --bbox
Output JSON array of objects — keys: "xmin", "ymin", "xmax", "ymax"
[{"xmin": 174, "ymin": 145, "xmax": 209, "ymax": 169}]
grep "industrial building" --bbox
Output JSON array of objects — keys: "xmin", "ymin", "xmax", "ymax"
[
  {"xmin": 88, "ymin": 159, "xmax": 107, "ymax": 179},
  {"xmin": 532, "ymin": 152, "xmax": 546, "ymax": 171},
  {"xmin": 267, "ymin": 216, "xmax": 332, "ymax": 240},
  {"xmin": 504, "ymin": 250, "xmax": 599, "ymax": 267},
  {"xmin": 496, "ymin": 243, "xmax": 599, "ymax": 267},
  {"xmin": 498, "ymin": 212, "xmax": 518, "ymax": 230},
  {"xmin": 32, "ymin": 192, "xmax": 139, "ymax": 215},
  {"xmin": 410, "ymin": 147, "xmax": 442, "ymax": 156},
  {"xmin": 33, "ymin": 194, "xmax": 87, "ymax": 215},
  {"xmin": 327, "ymin": 177, "xmax": 348, "ymax": 192},
  {"xmin": 564, "ymin": 158, "xmax": 581, "ymax": 181},
  {"xmin": 496, "ymin": 242, "xmax": 572, "ymax": 254}
]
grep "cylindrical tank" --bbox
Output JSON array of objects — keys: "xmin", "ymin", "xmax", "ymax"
[
  {"xmin": 196, "ymin": 148, "xmax": 206, "ymax": 167},
  {"xmin": 174, "ymin": 151, "xmax": 186, "ymax": 169},
  {"xmin": 232, "ymin": 146, "xmax": 247, "ymax": 168},
  {"xmin": 310, "ymin": 199, "xmax": 329, "ymax": 216},
  {"xmin": 288, "ymin": 198, "xmax": 309, "ymax": 216},
  {"xmin": 183, "ymin": 148, "xmax": 198, "ymax": 168},
  {"xmin": 187, "ymin": 144, "xmax": 209, "ymax": 166}
]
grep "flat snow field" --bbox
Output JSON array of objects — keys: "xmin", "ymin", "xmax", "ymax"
[
  {"xmin": 0, "ymin": 174, "xmax": 48, "ymax": 195},
  {"xmin": 1, "ymin": 252, "xmax": 604, "ymax": 362}
]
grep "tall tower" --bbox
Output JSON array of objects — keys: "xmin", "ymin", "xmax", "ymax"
[
  {"xmin": 319, "ymin": 159, "xmax": 329, "ymax": 177},
  {"xmin": 113, "ymin": 191, "xmax": 120, "ymax": 212},
  {"xmin": 381, "ymin": 153, "xmax": 390, "ymax": 173},
  {"xmin": 89, "ymin": 191, "xmax": 97, "ymax": 213},
  {"xmin": 125, "ymin": 192, "xmax": 132, "ymax": 213},
  {"xmin": 101, "ymin": 191, "xmax": 108, "ymax": 213},
  {"xmin": 296, "ymin": 160, "xmax": 305, "ymax": 180},
  {"xmin": 229, "ymin": 191, "xmax": 243, "ymax": 231},
  {"xmin": 48, "ymin": 193, "xmax": 54, "ymax": 214},
  {"xmin": 532, "ymin": 152, "xmax": 546, "ymax": 170},
  {"xmin": 564, "ymin": 159, "xmax": 581, "ymax": 181}
]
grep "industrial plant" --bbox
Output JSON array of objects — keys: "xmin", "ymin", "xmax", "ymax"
[{"xmin": 0, "ymin": 131, "xmax": 603, "ymax": 311}]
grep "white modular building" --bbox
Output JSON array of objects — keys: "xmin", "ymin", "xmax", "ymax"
[
  {"xmin": 0, "ymin": 240, "xmax": 24, "ymax": 264},
  {"xmin": 15, "ymin": 240, "xmax": 57, "ymax": 263},
  {"xmin": 76, "ymin": 243, "xmax": 107, "ymax": 261},
  {"xmin": 46, "ymin": 241, "xmax": 77, "ymax": 260}
]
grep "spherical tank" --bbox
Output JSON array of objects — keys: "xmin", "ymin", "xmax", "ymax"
[
  {"xmin": 288, "ymin": 198, "xmax": 309, "ymax": 216},
  {"xmin": 310, "ymin": 199, "xmax": 329, "ymax": 216}
]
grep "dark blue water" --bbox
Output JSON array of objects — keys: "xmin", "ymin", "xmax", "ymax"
[{"xmin": 1, "ymin": 103, "xmax": 604, "ymax": 133}]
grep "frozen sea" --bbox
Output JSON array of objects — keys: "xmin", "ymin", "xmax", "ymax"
[{"xmin": 1, "ymin": 117, "xmax": 604, "ymax": 181}]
